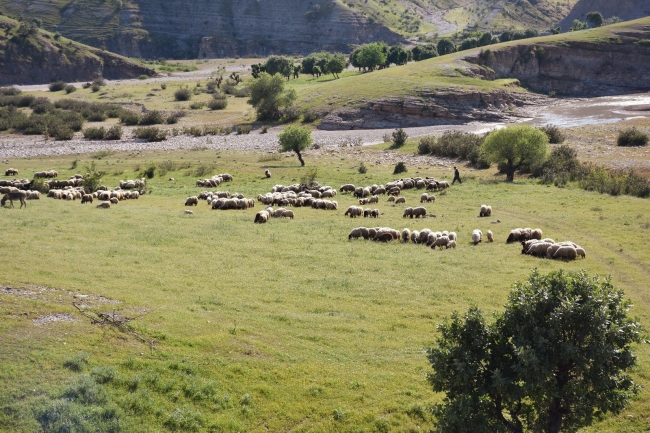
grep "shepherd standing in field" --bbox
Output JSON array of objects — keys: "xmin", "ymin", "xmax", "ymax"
[{"xmin": 452, "ymin": 166, "xmax": 462, "ymax": 184}]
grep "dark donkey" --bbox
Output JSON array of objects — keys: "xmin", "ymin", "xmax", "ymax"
[{"xmin": 1, "ymin": 190, "xmax": 27, "ymax": 208}]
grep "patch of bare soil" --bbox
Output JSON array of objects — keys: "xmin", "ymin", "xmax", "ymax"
[{"xmin": 32, "ymin": 313, "xmax": 77, "ymax": 326}]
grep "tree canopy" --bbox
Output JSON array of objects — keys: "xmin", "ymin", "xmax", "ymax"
[
  {"xmin": 586, "ymin": 11, "xmax": 604, "ymax": 28},
  {"xmin": 428, "ymin": 269, "xmax": 640, "ymax": 433},
  {"xmin": 279, "ymin": 125, "xmax": 312, "ymax": 166},
  {"xmin": 247, "ymin": 73, "xmax": 296, "ymax": 120},
  {"xmin": 482, "ymin": 125, "xmax": 549, "ymax": 181},
  {"xmin": 350, "ymin": 43, "xmax": 387, "ymax": 71},
  {"xmin": 263, "ymin": 56, "xmax": 294, "ymax": 80},
  {"xmin": 301, "ymin": 52, "xmax": 346, "ymax": 78},
  {"xmin": 411, "ymin": 44, "xmax": 438, "ymax": 61},
  {"xmin": 436, "ymin": 39, "xmax": 456, "ymax": 55}
]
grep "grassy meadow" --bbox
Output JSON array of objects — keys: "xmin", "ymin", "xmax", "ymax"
[{"xmin": 1, "ymin": 147, "xmax": 650, "ymax": 432}]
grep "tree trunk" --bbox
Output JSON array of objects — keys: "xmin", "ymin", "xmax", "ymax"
[
  {"xmin": 296, "ymin": 151, "xmax": 305, "ymax": 166},
  {"xmin": 506, "ymin": 161, "xmax": 515, "ymax": 182},
  {"xmin": 547, "ymin": 399, "xmax": 563, "ymax": 433}
]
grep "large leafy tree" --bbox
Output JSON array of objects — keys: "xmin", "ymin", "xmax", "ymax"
[
  {"xmin": 279, "ymin": 125, "xmax": 312, "ymax": 166},
  {"xmin": 263, "ymin": 56, "xmax": 294, "ymax": 80},
  {"xmin": 482, "ymin": 125, "xmax": 549, "ymax": 181},
  {"xmin": 247, "ymin": 73, "xmax": 296, "ymax": 120},
  {"xmin": 437, "ymin": 38, "xmax": 456, "ymax": 55},
  {"xmin": 428, "ymin": 269, "xmax": 640, "ymax": 433}
]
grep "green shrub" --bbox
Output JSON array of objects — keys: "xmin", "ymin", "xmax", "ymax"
[
  {"xmin": 417, "ymin": 136, "xmax": 435, "ymax": 154},
  {"xmin": 119, "ymin": 110, "xmax": 140, "ymax": 126},
  {"xmin": 391, "ymin": 128, "xmax": 408, "ymax": 148},
  {"xmin": 161, "ymin": 83, "xmax": 167, "ymax": 90},
  {"xmin": 83, "ymin": 127, "xmax": 106, "ymax": 140},
  {"xmin": 63, "ymin": 351, "xmax": 90, "ymax": 372},
  {"xmin": 174, "ymin": 87, "xmax": 192, "ymax": 101},
  {"xmin": 164, "ymin": 406, "xmax": 203, "ymax": 432},
  {"xmin": 103, "ymin": 125, "xmax": 122, "ymax": 140},
  {"xmin": 617, "ymin": 128, "xmax": 649, "ymax": 147},
  {"xmin": 64, "ymin": 84, "xmax": 77, "ymax": 94},
  {"xmin": 393, "ymin": 161, "xmax": 407, "ymax": 175},
  {"xmin": 189, "ymin": 101, "xmax": 206, "ymax": 110},
  {"xmin": 237, "ymin": 125, "xmax": 252, "ymax": 135},
  {"xmin": 92, "ymin": 77, "xmax": 106, "ymax": 87},
  {"xmin": 82, "ymin": 82, "xmax": 92, "ymax": 89},
  {"xmin": 166, "ymin": 115, "xmax": 179, "ymax": 124},
  {"xmin": 140, "ymin": 110, "xmax": 165, "ymax": 126},
  {"xmin": 51, "ymin": 126, "xmax": 75, "ymax": 140},
  {"xmin": 208, "ymin": 94, "xmax": 228, "ymax": 110},
  {"xmin": 91, "ymin": 84, "xmax": 101, "ymax": 93},
  {"xmin": 134, "ymin": 127, "xmax": 167, "ymax": 142},
  {"xmin": 428, "ymin": 131, "xmax": 489, "ymax": 168},
  {"xmin": 358, "ymin": 162, "xmax": 368, "ymax": 174},
  {"xmin": 302, "ymin": 109, "xmax": 320, "ymax": 123},
  {"xmin": 63, "ymin": 375, "xmax": 107, "ymax": 405},
  {"xmin": 281, "ymin": 106, "xmax": 300, "ymax": 122},
  {"xmin": 138, "ymin": 74, "xmax": 149, "ymax": 80},
  {"xmin": 49, "ymin": 80, "xmax": 67, "ymax": 92},
  {"xmin": 30, "ymin": 97, "xmax": 54, "ymax": 114},
  {"xmin": 91, "ymin": 366, "xmax": 117, "ymax": 384},
  {"xmin": 539, "ymin": 124, "xmax": 565, "ymax": 144},
  {"xmin": 0, "ymin": 86, "xmax": 21, "ymax": 96},
  {"xmin": 183, "ymin": 126, "xmax": 205, "ymax": 137}
]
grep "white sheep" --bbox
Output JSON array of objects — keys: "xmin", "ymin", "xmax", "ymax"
[
  {"xmin": 472, "ymin": 229, "xmax": 482, "ymax": 245},
  {"xmin": 486, "ymin": 230, "xmax": 494, "ymax": 242},
  {"xmin": 185, "ymin": 210, "xmax": 194, "ymax": 215}
]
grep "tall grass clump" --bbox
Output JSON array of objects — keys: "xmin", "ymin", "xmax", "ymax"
[
  {"xmin": 174, "ymin": 87, "xmax": 192, "ymax": 101},
  {"xmin": 63, "ymin": 351, "xmax": 90, "ymax": 372},
  {"xmin": 617, "ymin": 128, "xmax": 649, "ymax": 147},
  {"xmin": 139, "ymin": 110, "xmax": 165, "ymax": 126},
  {"xmin": 208, "ymin": 93, "xmax": 227, "ymax": 110},
  {"xmin": 390, "ymin": 128, "xmax": 408, "ymax": 148}
]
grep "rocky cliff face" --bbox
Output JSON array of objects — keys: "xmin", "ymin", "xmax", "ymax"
[
  {"xmin": 319, "ymin": 89, "xmax": 547, "ymax": 130},
  {"xmin": 59, "ymin": 0, "xmax": 403, "ymax": 59},
  {"xmin": 0, "ymin": 18, "xmax": 154, "ymax": 86},
  {"xmin": 464, "ymin": 27, "xmax": 650, "ymax": 96}
]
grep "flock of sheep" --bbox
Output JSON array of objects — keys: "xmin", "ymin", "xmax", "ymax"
[{"xmin": 195, "ymin": 173, "xmax": 233, "ymax": 188}]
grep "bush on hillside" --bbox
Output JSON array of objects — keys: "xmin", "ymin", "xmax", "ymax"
[
  {"xmin": 617, "ymin": 128, "xmax": 648, "ymax": 147},
  {"xmin": 49, "ymin": 81, "xmax": 67, "ymax": 92}
]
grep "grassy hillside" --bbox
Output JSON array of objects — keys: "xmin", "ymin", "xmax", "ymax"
[{"xmin": 1, "ymin": 147, "xmax": 649, "ymax": 432}]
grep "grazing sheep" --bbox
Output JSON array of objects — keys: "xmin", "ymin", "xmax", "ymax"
[
  {"xmin": 340, "ymin": 184, "xmax": 356, "ymax": 193},
  {"xmin": 25, "ymin": 191, "xmax": 40, "ymax": 200},
  {"xmin": 265, "ymin": 169, "xmax": 271, "ymax": 178},
  {"xmin": 387, "ymin": 196, "xmax": 395, "ymax": 202},
  {"xmin": 395, "ymin": 197, "xmax": 406, "ymax": 204},
  {"xmin": 479, "ymin": 205, "xmax": 492, "ymax": 217},
  {"xmin": 110, "ymin": 197, "xmax": 119, "ymax": 204},
  {"xmin": 506, "ymin": 229, "xmax": 522, "ymax": 243},
  {"xmin": 447, "ymin": 240, "xmax": 457, "ymax": 249},
  {"xmin": 411, "ymin": 207, "xmax": 427, "ymax": 218},
  {"xmin": 363, "ymin": 208, "xmax": 372, "ymax": 218},
  {"xmin": 367, "ymin": 227, "xmax": 377, "ymax": 239},
  {"xmin": 185, "ymin": 210, "xmax": 194, "ymax": 215},
  {"xmin": 282, "ymin": 210, "xmax": 294, "ymax": 219},
  {"xmin": 185, "ymin": 196, "xmax": 199, "ymax": 206},
  {"xmin": 575, "ymin": 247, "xmax": 586, "ymax": 258},
  {"xmin": 5, "ymin": 168, "xmax": 18, "ymax": 176},
  {"xmin": 359, "ymin": 198, "xmax": 370, "ymax": 205},
  {"xmin": 553, "ymin": 245, "xmax": 578, "ymax": 260},
  {"xmin": 472, "ymin": 229, "xmax": 482, "ymax": 245},
  {"xmin": 403, "ymin": 207, "xmax": 413, "ymax": 218},
  {"xmin": 369, "ymin": 195, "xmax": 379, "ymax": 204},
  {"xmin": 353, "ymin": 187, "xmax": 364, "ymax": 198},
  {"xmin": 370, "ymin": 209, "xmax": 379, "ymax": 218},
  {"xmin": 344, "ymin": 206, "xmax": 363, "ymax": 218},
  {"xmin": 487, "ymin": 230, "xmax": 494, "ymax": 242},
  {"xmin": 419, "ymin": 229, "xmax": 432, "ymax": 244},
  {"xmin": 254, "ymin": 210, "xmax": 270, "ymax": 223},
  {"xmin": 375, "ymin": 232, "xmax": 395, "ymax": 242},
  {"xmin": 448, "ymin": 232, "xmax": 457, "ymax": 241},
  {"xmin": 431, "ymin": 236, "xmax": 450, "ymax": 250},
  {"xmin": 348, "ymin": 227, "xmax": 364, "ymax": 240},
  {"xmin": 410, "ymin": 230, "xmax": 420, "ymax": 244},
  {"xmin": 531, "ymin": 228, "xmax": 543, "ymax": 240},
  {"xmin": 96, "ymin": 201, "xmax": 111, "ymax": 209},
  {"xmin": 81, "ymin": 194, "xmax": 93, "ymax": 204},
  {"xmin": 401, "ymin": 228, "xmax": 411, "ymax": 243},
  {"xmin": 374, "ymin": 187, "xmax": 386, "ymax": 195}
]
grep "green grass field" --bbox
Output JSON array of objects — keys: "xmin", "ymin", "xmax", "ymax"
[{"xmin": 1, "ymin": 148, "xmax": 650, "ymax": 432}]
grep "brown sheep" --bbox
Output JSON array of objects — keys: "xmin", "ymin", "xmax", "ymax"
[
  {"xmin": 395, "ymin": 197, "xmax": 406, "ymax": 204},
  {"xmin": 81, "ymin": 194, "xmax": 93, "ymax": 204},
  {"xmin": 96, "ymin": 201, "xmax": 111, "ymax": 209},
  {"xmin": 185, "ymin": 196, "xmax": 199, "ymax": 206},
  {"xmin": 411, "ymin": 206, "xmax": 427, "ymax": 218},
  {"xmin": 265, "ymin": 169, "xmax": 271, "ymax": 178}
]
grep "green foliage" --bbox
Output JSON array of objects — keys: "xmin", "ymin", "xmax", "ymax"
[
  {"xmin": 411, "ymin": 44, "xmax": 438, "ymax": 61},
  {"xmin": 482, "ymin": 125, "xmax": 549, "ymax": 181},
  {"xmin": 64, "ymin": 84, "xmax": 76, "ymax": 94},
  {"xmin": 586, "ymin": 11, "xmax": 604, "ymax": 28},
  {"xmin": 82, "ymin": 161, "xmax": 105, "ymax": 192},
  {"xmin": 393, "ymin": 161, "xmax": 407, "ymax": 175},
  {"xmin": 48, "ymin": 81, "xmax": 66, "ymax": 92},
  {"xmin": 417, "ymin": 136, "xmax": 434, "ymax": 154},
  {"xmin": 350, "ymin": 43, "xmax": 387, "ymax": 71},
  {"xmin": 248, "ymin": 73, "xmax": 297, "ymax": 120},
  {"xmin": 160, "ymin": 83, "xmax": 167, "ymax": 90},
  {"xmin": 119, "ymin": 110, "xmax": 140, "ymax": 126},
  {"xmin": 390, "ymin": 128, "xmax": 408, "ymax": 148},
  {"xmin": 134, "ymin": 127, "xmax": 168, "ymax": 142},
  {"xmin": 279, "ymin": 125, "xmax": 312, "ymax": 166},
  {"xmin": 91, "ymin": 366, "xmax": 117, "ymax": 384},
  {"xmin": 535, "ymin": 145, "xmax": 581, "ymax": 185},
  {"xmin": 580, "ymin": 165, "xmax": 650, "ymax": 197},
  {"xmin": 163, "ymin": 406, "xmax": 203, "ymax": 432},
  {"xmin": 428, "ymin": 269, "xmax": 640, "ymax": 433},
  {"xmin": 386, "ymin": 45, "xmax": 411, "ymax": 66},
  {"xmin": 617, "ymin": 128, "xmax": 648, "ymax": 147},
  {"xmin": 571, "ymin": 19, "xmax": 588, "ymax": 31},
  {"xmin": 236, "ymin": 125, "xmax": 252, "ymax": 135},
  {"xmin": 302, "ymin": 52, "xmax": 346, "ymax": 78},
  {"xmin": 83, "ymin": 127, "xmax": 106, "ymax": 140},
  {"xmin": 174, "ymin": 87, "xmax": 192, "ymax": 101},
  {"xmin": 63, "ymin": 352, "xmax": 90, "ymax": 372},
  {"xmin": 139, "ymin": 110, "xmax": 165, "ymax": 126},
  {"xmin": 425, "ymin": 131, "xmax": 488, "ymax": 167},
  {"xmin": 0, "ymin": 86, "xmax": 22, "ymax": 96},
  {"xmin": 189, "ymin": 101, "xmax": 206, "ymax": 110},
  {"xmin": 263, "ymin": 55, "xmax": 294, "ymax": 79},
  {"xmin": 539, "ymin": 124, "xmax": 566, "ymax": 144},
  {"xmin": 302, "ymin": 109, "xmax": 320, "ymax": 123},
  {"xmin": 358, "ymin": 162, "xmax": 367, "ymax": 174},
  {"xmin": 143, "ymin": 163, "xmax": 157, "ymax": 179},
  {"xmin": 137, "ymin": 74, "xmax": 149, "ymax": 80},
  {"xmin": 104, "ymin": 125, "xmax": 123, "ymax": 140},
  {"xmin": 208, "ymin": 94, "xmax": 228, "ymax": 110},
  {"xmin": 436, "ymin": 39, "xmax": 456, "ymax": 55}
]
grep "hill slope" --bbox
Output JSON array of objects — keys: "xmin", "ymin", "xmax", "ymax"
[
  {"xmin": 299, "ymin": 17, "xmax": 650, "ymax": 129},
  {"xmin": 0, "ymin": 15, "xmax": 154, "ymax": 86},
  {"xmin": 0, "ymin": 0, "xmax": 588, "ymax": 59}
]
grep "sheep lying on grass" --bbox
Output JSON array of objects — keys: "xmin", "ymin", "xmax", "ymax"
[
  {"xmin": 521, "ymin": 240, "xmax": 586, "ymax": 261},
  {"xmin": 96, "ymin": 201, "xmax": 111, "ymax": 209}
]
